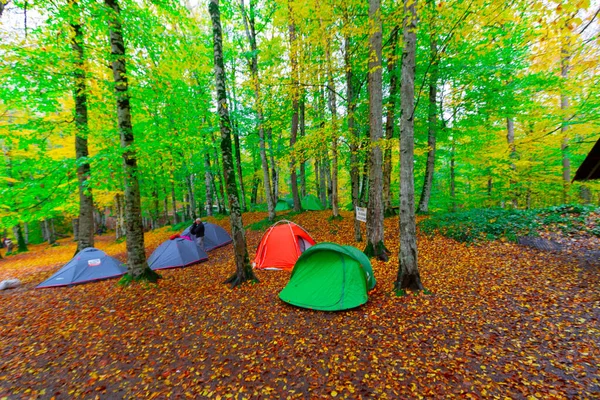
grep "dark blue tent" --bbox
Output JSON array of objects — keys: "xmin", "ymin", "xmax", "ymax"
[
  {"xmin": 148, "ymin": 238, "xmax": 208, "ymax": 270},
  {"xmin": 181, "ymin": 222, "xmax": 232, "ymax": 251},
  {"xmin": 36, "ymin": 248, "xmax": 126, "ymax": 288}
]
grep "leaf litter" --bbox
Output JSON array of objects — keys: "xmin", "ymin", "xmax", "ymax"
[{"xmin": 0, "ymin": 211, "xmax": 598, "ymax": 398}]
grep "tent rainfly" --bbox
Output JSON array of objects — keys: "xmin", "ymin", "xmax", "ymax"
[
  {"xmin": 253, "ymin": 220, "xmax": 316, "ymax": 271},
  {"xmin": 275, "ymin": 199, "xmax": 291, "ymax": 211},
  {"xmin": 301, "ymin": 194, "xmax": 324, "ymax": 211},
  {"xmin": 36, "ymin": 247, "xmax": 127, "ymax": 288},
  {"xmin": 279, "ymin": 242, "xmax": 376, "ymax": 311},
  {"xmin": 148, "ymin": 238, "xmax": 208, "ymax": 270},
  {"xmin": 181, "ymin": 222, "xmax": 233, "ymax": 251}
]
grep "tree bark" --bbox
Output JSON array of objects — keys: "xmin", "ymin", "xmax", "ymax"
[
  {"xmin": 170, "ymin": 175, "xmax": 178, "ymax": 224},
  {"xmin": 72, "ymin": 218, "xmax": 79, "ymax": 242},
  {"xmin": 417, "ymin": 20, "xmax": 438, "ymax": 214},
  {"xmin": 346, "ymin": 35, "xmax": 362, "ymax": 242},
  {"xmin": 228, "ymin": 60, "xmax": 247, "ymax": 212},
  {"xmin": 204, "ymin": 152, "xmax": 214, "ymax": 216},
  {"xmin": 506, "ymin": 117, "xmax": 518, "ymax": 208},
  {"xmin": 299, "ymin": 100, "xmax": 306, "ymax": 198},
  {"xmin": 45, "ymin": 219, "xmax": 56, "ymax": 245},
  {"xmin": 365, "ymin": 0, "xmax": 387, "ymax": 260},
  {"xmin": 395, "ymin": 0, "xmax": 424, "ymax": 293},
  {"xmin": 105, "ymin": 0, "xmax": 156, "ymax": 281},
  {"xmin": 209, "ymin": 0, "xmax": 257, "ymax": 287},
  {"xmin": 383, "ymin": 26, "xmax": 399, "ymax": 216},
  {"xmin": 288, "ymin": 6, "xmax": 302, "ymax": 212},
  {"xmin": 560, "ymin": 42, "xmax": 570, "ymax": 203},
  {"xmin": 70, "ymin": 0, "xmax": 95, "ymax": 252},
  {"xmin": 240, "ymin": 0, "xmax": 275, "ymax": 220}
]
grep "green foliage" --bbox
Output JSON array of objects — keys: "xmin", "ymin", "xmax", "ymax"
[
  {"xmin": 420, "ymin": 205, "xmax": 600, "ymax": 243},
  {"xmin": 170, "ymin": 220, "xmax": 194, "ymax": 232}
]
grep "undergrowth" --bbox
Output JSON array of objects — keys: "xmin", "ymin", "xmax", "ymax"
[{"xmin": 419, "ymin": 204, "xmax": 600, "ymax": 244}]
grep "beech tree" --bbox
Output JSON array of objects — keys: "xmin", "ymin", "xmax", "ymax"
[
  {"xmin": 396, "ymin": 0, "xmax": 424, "ymax": 293},
  {"xmin": 365, "ymin": 0, "xmax": 387, "ymax": 260},
  {"xmin": 105, "ymin": 0, "xmax": 158, "ymax": 281},
  {"xmin": 209, "ymin": 0, "xmax": 257, "ymax": 288},
  {"xmin": 69, "ymin": 0, "xmax": 94, "ymax": 253}
]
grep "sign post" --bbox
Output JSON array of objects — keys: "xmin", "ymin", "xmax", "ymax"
[{"xmin": 355, "ymin": 206, "xmax": 367, "ymax": 223}]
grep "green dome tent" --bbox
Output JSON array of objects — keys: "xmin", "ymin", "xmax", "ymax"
[
  {"xmin": 301, "ymin": 194, "xmax": 324, "ymax": 211},
  {"xmin": 279, "ymin": 242, "xmax": 376, "ymax": 311},
  {"xmin": 275, "ymin": 199, "xmax": 291, "ymax": 211}
]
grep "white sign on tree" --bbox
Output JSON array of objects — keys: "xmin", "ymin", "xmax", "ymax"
[{"xmin": 355, "ymin": 207, "xmax": 367, "ymax": 223}]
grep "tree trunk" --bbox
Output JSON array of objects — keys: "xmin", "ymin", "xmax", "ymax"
[
  {"xmin": 24, "ymin": 222, "xmax": 29, "ymax": 244},
  {"xmin": 105, "ymin": 0, "xmax": 156, "ymax": 281},
  {"xmin": 346, "ymin": 35, "xmax": 362, "ymax": 242},
  {"xmin": 417, "ymin": 20, "xmax": 438, "ymax": 214},
  {"xmin": 450, "ymin": 135, "xmax": 456, "ymax": 212},
  {"xmin": 560, "ymin": 43, "xmax": 570, "ymax": 203},
  {"xmin": 383, "ymin": 27, "xmax": 399, "ymax": 216},
  {"xmin": 314, "ymin": 158, "xmax": 320, "ymax": 199},
  {"xmin": 395, "ymin": 0, "xmax": 424, "ymax": 293},
  {"xmin": 213, "ymin": 146, "xmax": 228, "ymax": 212},
  {"xmin": 72, "ymin": 218, "xmax": 79, "ymax": 242},
  {"xmin": 233, "ymin": 127, "xmax": 246, "ymax": 211},
  {"xmin": 267, "ymin": 127, "xmax": 278, "ymax": 204},
  {"xmin": 507, "ymin": 117, "xmax": 518, "ymax": 208},
  {"xmin": 16, "ymin": 224, "xmax": 27, "ymax": 252},
  {"xmin": 186, "ymin": 173, "xmax": 196, "ymax": 218},
  {"xmin": 229, "ymin": 61, "xmax": 247, "ymax": 212},
  {"xmin": 170, "ymin": 177, "xmax": 178, "ymax": 224},
  {"xmin": 319, "ymin": 156, "xmax": 327, "ymax": 207},
  {"xmin": 240, "ymin": 0, "xmax": 274, "ymax": 220},
  {"xmin": 204, "ymin": 152, "xmax": 214, "ymax": 216},
  {"xmin": 70, "ymin": 1, "xmax": 95, "ymax": 252},
  {"xmin": 209, "ymin": 0, "xmax": 257, "ymax": 287},
  {"xmin": 325, "ymin": 31, "xmax": 339, "ymax": 217},
  {"xmin": 288, "ymin": 7, "xmax": 302, "ymax": 212},
  {"xmin": 365, "ymin": 0, "xmax": 387, "ymax": 260},
  {"xmin": 162, "ymin": 187, "xmax": 169, "ymax": 222},
  {"xmin": 45, "ymin": 219, "xmax": 56, "ymax": 245},
  {"xmin": 299, "ymin": 100, "xmax": 306, "ymax": 198}
]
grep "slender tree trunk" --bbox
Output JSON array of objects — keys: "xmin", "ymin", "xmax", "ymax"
[
  {"xmin": 105, "ymin": 0, "xmax": 156, "ymax": 281},
  {"xmin": 365, "ymin": 0, "xmax": 387, "ymax": 260},
  {"xmin": 560, "ymin": 43, "xmax": 570, "ymax": 203},
  {"xmin": 45, "ymin": 219, "xmax": 56, "ymax": 245},
  {"xmin": 507, "ymin": 117, "xmax": 518, "ymax": 208},
  {"xmin": 267, "ymin": 127, "xmax": 278, "ymax": 203},
  {"xmin": 170, "ymin": 176, "xmax": 178, "ymax": 224},
  {"xmin": 210, "ymin": 0, "xmax": 257, "ymax": 287},
  {"xmin": 314, "ymin": 158, "xmax": 320, "ymax": 198},
  {"xmin": 383, "ymin": 26, "xmax": 399, "ymax": 216},
  {"xmin": 325, "ymin": 33, "xmax": 339, "ymax": 217},
  {"xmin": 418, "ymin": 15, "xmax": 439, "ymax": 214},
  {"xmin": 319, "ymin": 156, "xmax": 327, "ymax": 207},
  {"xmin": 23, "ymin": 222, "xmax": 29, "ymax": 244},
  {"xmin": 450, "ymin": 136, "xmax": 456, "ymax": 212},
  {"xmin": 70, "ymin": 1, "xmax": 95, "ymax": 252},
  {"xmin": 213, "ymin": 146, "xmax": 228, "ymax": 212},
  {"xmin": 233, "ymin": 128, "xmax": 246, "ymax": 211},
  {"xmin": 187, "ymin": 173, "xmax": 196, "ymax": 218},
  {"xmin": 240, "ymin": 0, "xmax": 274, "ymax": 220},
  {"xmin": 162, "ymin": 187, "xmax": 169, "ymax": 222},
  {"xmin": 152, "ymin": 188, "xmax": 159, "ymax": 228},
  {"xmin": 360, "ymin": 157, "xmax": 369, "ymax": 206},
  {"xmin": 204, "ymin": 152, "xmax": 214, "ymax": 216},
  {"xmin": 229, "ymin": 60, "xmax": 247, "ymax": 212},
  {"xmin": 299, "ymin": 100, "xmax": 306, "ymax": 198},
  {"xmin": 288, "ymin": 7, "xmax": 302, "ymax": 212},
  {"xmin": 395, "ymin": 0, "xmax": 423, "ymax": 292},
  {"xmin": 346, "ymin": 35, "xmax": 362, "ymax": 242}
]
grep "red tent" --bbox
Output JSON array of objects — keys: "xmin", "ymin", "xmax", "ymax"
[{"xmin": 253, "ymin": 221, "xmax": 316, "ymax": 271}]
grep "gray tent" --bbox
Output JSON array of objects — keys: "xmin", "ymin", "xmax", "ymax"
[
  {"xmin": 148, "ymin": 238, "xmax": 208, "ymax": 270},
  {"xmin": 181, "ymin": 222, "xmax": 232, "ymax": 251},
  {"xmin": 36, "ymin": 247, "xmax": 126, "ymax": 288}
]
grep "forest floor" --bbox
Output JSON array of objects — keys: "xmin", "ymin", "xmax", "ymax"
[{"xmin": 0, "ymin": 211, "xmax": 598, "ymax": 399}]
